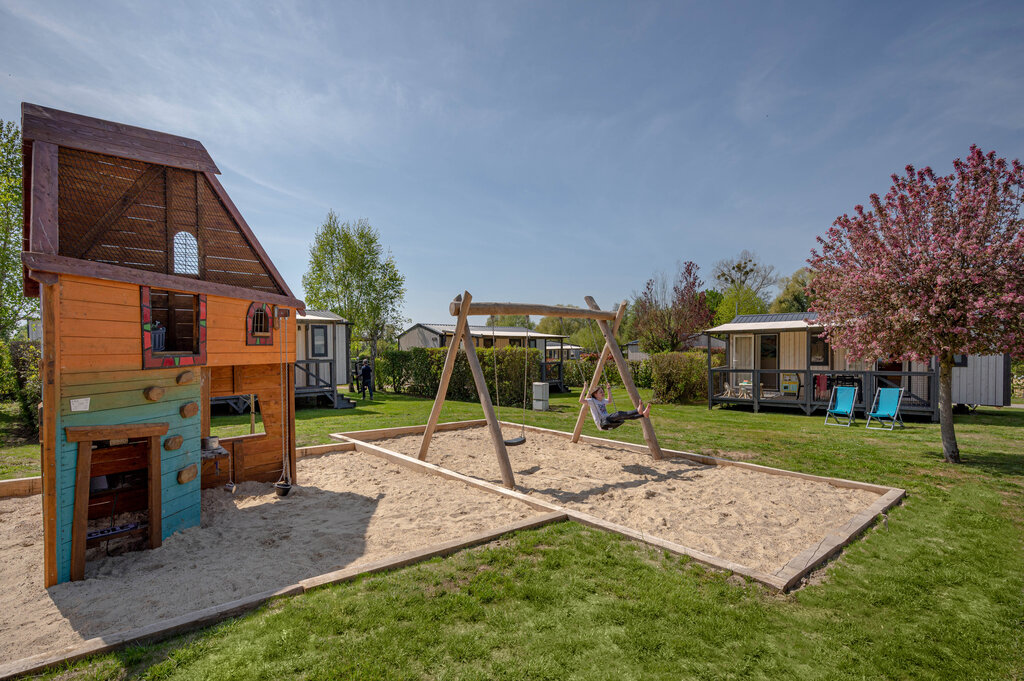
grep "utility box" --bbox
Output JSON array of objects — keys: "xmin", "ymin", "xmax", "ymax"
[{"xmin": 532, "ymin": 381, "xmax": 549, "ymax": 411}]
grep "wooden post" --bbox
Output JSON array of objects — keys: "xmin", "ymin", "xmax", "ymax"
[
  {"xmin": 40, "ymin": 282, "xmax": 60, "ymax": 587},
  {"xmin": 147, "ymin": 435, "xmax": 162, "ymax": 549},
  {"xmin": 462, "ymin": 331, "xmax": 516, "ymax": 489},
  {"xmin": 288, "ymin": 363, "xmax": 297, "ymax": 484},
  {"xmin": 572, "ymin": 301, "xmax": 627, "ymax": 442},
  {"xmin": 70, "ymin": 441, "xmax": 92, "ymax": 582},
  {"xmin": 584, "ymin": 296, "xmax": 665, "ymax": 461},
  {"xmin": 418, "ymin": 291, "xmax": 473, "ymax": 460}
]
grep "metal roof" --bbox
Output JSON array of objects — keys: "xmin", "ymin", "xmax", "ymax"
[
  {"xmin": 298, "ymin": 309, "xmax": 348, "ymax": 323},
  {"xmin": 409, "ymin": 323, "xmax": 567, "ymax": 339},
  {"xmin": 731, "ymin": 312, "xmax": 818, "ymax": 324},
  {"xmin": 707, "ymin": 312, "xmax": 820, "ymax": 334}
]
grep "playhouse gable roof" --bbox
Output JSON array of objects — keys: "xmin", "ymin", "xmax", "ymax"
[{"xmin": 21, "ymin": 103, "xmax": 302, "ymax": 310}]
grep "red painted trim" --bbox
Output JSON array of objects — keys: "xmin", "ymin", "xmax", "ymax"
[
  {"xmin": 141, "ymin": 286, "xmax": 207, "ymax": 370},
  {"xmin": 246, "ymin": 302, "xmax": 274, "ymax": 346}
]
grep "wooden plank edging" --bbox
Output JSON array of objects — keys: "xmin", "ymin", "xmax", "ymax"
[
  {"xmin": 333, "ymin": 423, "xmax": 907, "ymax": 593},
  {"xmin": 0, "ymin": 476, "xmax": 42, "ymax": 499},
  {"xmin": 0, "ymin": 511, "xmax": 565, "ymax": 680}
]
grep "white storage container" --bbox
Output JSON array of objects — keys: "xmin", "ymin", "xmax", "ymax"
[{"xmin": 532, "ymin": 381, "xmax": 549, "ymax": 411}]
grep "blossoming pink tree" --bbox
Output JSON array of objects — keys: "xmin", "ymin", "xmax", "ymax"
[{"xmin": 809, "ymin": 146, "xmax": 1024, "ymax": 463}]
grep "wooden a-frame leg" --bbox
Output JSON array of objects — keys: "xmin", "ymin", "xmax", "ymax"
[
  {"xmin": 572, "ymin": 300, "xmax": 627, "ymax": 442},
  {"xmin": 419, "ymin": 291, "xmax": 473, "ymax": 461},
  {"xmin": 585, "ymin": 296, "xmax": 665, "ymax": 460},
  {"xmin": 462, "ymin": 333, "xmax": 516, "ymax": 489}
]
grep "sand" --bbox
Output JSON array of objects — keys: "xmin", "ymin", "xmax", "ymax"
[
  {"xmin": 385, "ymin": 426, "xmax": 883, "ymax": 575},
  {"xmin": 0, "ymin": 450, "xmax": 538, "ymax": 664}
]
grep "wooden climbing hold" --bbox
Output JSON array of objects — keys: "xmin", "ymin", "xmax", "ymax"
[
  {"xmin": 180, "ymin": 401, "xmax": 199, "ymax": 419},
  {"xmin": 176, "ymin": 370, "xmax": 195, "ymax": 385},
  {"xmin": 143, "ymin": 386, "xmax": 165, "ymax": 402},
  {"xmin": 164, "ymin": 435, "xmax": 183, "ymax": 451},
  {"xmin": 177, "ymin": 463, "xmax": 198, "ymax": 484}
]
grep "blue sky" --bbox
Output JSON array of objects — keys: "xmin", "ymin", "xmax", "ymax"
[{"xmin": 2, "ymin": 1, "xmax": 1022, "ymax": 324}]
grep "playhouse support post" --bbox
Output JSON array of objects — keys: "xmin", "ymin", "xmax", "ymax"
[
  {"xmin": 572, "ymin": 300, "xmax": 627, "ymax": 442},
  {"xmin": 418, "ymin": 291, "xmax": 473, "ymax": 460},
  {"xmin": 584, "ymin": 296, "xmax": 665, "ymax": 461},
  {"xmin": 462, "ymin": 331, "xmax": 516, "ymax": 489}
]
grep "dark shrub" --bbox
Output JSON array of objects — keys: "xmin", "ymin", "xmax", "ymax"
[{"xmin": 651, "ymin": 351, "xmax": 709, "ymax": 404}]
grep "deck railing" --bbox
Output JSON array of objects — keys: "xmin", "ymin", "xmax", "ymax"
[
  {"xmin": 295, "ymin": 359, "xmax": 334, "ymax": 391},
  {"xmin": 709, "ymin": 367, "xmax": 936, "ymax": 415}
]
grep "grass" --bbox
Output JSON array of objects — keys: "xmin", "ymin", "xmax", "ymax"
[
  {"xmin": 9, "ymin": 390, "xmax": 1024, "ymax": 679},
  {"xmin": 0, "ymin": 401, "xmax": 39, "ymax": 479}
]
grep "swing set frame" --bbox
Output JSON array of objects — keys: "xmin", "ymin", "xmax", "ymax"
[{"xmin": 417, "ymin": 291, "xmax": 664, "ymax": 489}]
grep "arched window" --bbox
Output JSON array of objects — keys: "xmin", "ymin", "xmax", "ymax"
[
  {"xmin": 246, "ymin": 302, "xmax": 274, "ymax": 346},
  {"xmin": 173, "ymin": 232, "xmax": 199, "ymax": 276}
]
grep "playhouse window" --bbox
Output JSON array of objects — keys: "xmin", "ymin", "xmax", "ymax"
[
  {"xmin": 150, "ymin": 289, "xmax": 198, "ymax": 353},
  {"xmin": 172, "ymin": 232, "xmax": 199, "ymax": 276},
  {"xmin": 252, "ymin": 308, "xmax": 270, "ymax": 335},
  {"xmin": 310, "ymin": 325, "xmax": 328, "ymax": 357}
]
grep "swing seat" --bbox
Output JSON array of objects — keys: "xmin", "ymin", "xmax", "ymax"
[{"xmin": 504, "ymin": 436, "xmax": 526, "ymax": 446}]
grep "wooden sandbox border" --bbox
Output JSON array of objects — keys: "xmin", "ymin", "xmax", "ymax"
[
  {"xmin": 329, "ymin": 419, "xmax": 906, "ymax": 593},
  {"xmin": 0, "ymin": 436, "xmax": 566, "ymax": 680}
]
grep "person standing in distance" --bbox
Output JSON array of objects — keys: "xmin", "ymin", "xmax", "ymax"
[{"xmin": 360, "ymin": 359, "xmax": 374, "ymax": 400}]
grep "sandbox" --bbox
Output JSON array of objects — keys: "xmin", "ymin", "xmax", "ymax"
[
  {"xmin": 334, "ymin": 420, "xmax": 905, "ymax": 590},
  {"xmin": 0, "ymin": 445, "xmax": 547, "ymax": 667}
]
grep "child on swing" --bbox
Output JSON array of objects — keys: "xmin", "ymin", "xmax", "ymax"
[{"xmin": 581, "ymin": 380, "xmax": 651, "ymax": 430}]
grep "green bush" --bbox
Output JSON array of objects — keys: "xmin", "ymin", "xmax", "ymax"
[
  {"xmin": 650, "ymin": 351, "xmax": 710, "ymax": 404},
  {"xmin": 386, "ymin": 347, "xmax": 541, "ymax": 407},
  {"xmin": 6, "ymin": 340, "xmax": 41, "ymax": 432},
  {"xmin": 376, "ymin": 349, "xmax": 414, "ymax": 393},
  {"xmin": 0, "ymin": 341, "xmax": 18, "ymax": 401}
]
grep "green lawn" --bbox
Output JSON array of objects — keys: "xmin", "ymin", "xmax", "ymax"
[
  {"xmin": 0, "ymin": 401, "xmax": 39, "ymax": 479},
  {"xmin": 10, "ymin": 390, "xmax": 1024, "ymax": 679}
]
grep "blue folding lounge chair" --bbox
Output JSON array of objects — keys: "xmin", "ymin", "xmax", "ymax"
[
  {"xmin": 866, "ymin": 387, "xmax": 905, "ymax": 430},
  {"xmin": 824, "ymin": 385, "xmax": 857, "ymax": 427}
]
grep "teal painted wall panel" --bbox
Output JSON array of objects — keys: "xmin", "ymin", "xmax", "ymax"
[{"xmin": 54, "ymin": 379, "xmax": 203, "ymax": 584}]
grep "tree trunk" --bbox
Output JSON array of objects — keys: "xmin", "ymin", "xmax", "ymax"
[{"xmin": 938, "ymin": 357, "xmax": 961, "ymax": 463}]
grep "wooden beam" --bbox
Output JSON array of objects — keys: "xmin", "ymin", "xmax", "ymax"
[
  {"xmin": 572, "ymin": 300, "xmax": 627, "ymax": 442},
  {"xmin": 287, "ymin": 363, "xmax": 297, "ymax": 484},
  {"xmin": 70, "ymin": 442, "xmax": 92, "ymax": 582},
  {"xmin": 461, "ymin": 329, "xmax": 516, "ymax": 488},
  {"xmin": 0, "ymin": 476, "xmax": 42, "ymax": 499},
  {"xmin": 65, "ymin": 423, "xmax": 169, "ymax": 442},
  {"xmin": 585, "ymin": 296, "xmax": 664, "ymax": 460},
  {"xmin": 22, "ymin": 252, "xmax": 305, "ymax": 311},
  {"xmin": 449, "ymin": 298, "xmax": 616, "ymax": 321},
  {"xmin": 79, "ymin": 164, "xmax": 164, "ymax": 257},
  {"xmin": 148, "ymin": 435, "xmax": 162, "ymax": 549},
  {"xmin": 29, "ymin": 140, "xmax": 59, "ymax": 255},
  {"xmin": 40, "ymin": 282, "xmax": 60, "ymax": 587},
  {"xmin": 418, "ymin": 291, "xmax": 473, "ymax": 460},
  {"xmin": 21, "ymin": 103, "xmax": 219, "ymax": 173}
]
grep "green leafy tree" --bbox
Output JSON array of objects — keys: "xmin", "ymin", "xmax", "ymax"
[
  {"xmin": 1, "ymin": 119, "xmax": 37, "ymax": 340},
  {"xmin": 485, "ymin": 314, "xmax": 534, "ymax": 329},
  {"xmin": 713, "ymin": 285, "xmax": 767, "ymax": 326},
  {"xmin": 770, "ymin": 268, "xmax": 814, "ymax": 313},
  {"xmin": 302, "ymin": 213, "xmax": 406, "ymax": 369},
  {"xmin": 703, "ymin": 289, "xmax": 723, "ymax": 320}
]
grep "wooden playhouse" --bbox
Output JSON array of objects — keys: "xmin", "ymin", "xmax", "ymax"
[{"xmin": 20, "ymin": 104, "xmax": 305, "ymax": 586}]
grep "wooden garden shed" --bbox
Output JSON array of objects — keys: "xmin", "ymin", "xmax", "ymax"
[{"xmin": 20, "ymin": 103, "xmax": 305, "ymax": 586}]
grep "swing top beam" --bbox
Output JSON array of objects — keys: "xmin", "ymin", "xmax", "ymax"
[{"xmin": 449, "ymin": 296, "xmax": 617, "ymax": 321}]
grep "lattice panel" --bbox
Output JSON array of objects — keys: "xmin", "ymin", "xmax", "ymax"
[{"xmin": 56, "ymin": 148, "xmax": 283, "ymax": 295}]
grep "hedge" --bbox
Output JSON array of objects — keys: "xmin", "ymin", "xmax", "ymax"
[
  {"xmin": 562, "ymin": 356, "xmax": 653, "ymax": 390},
  {"xmin": 649, "ymin": 350, "xmax": 724, "ymax": 404},
  {"xmin": 375, "ymin": 347, "xmax": 541, "ymax": 407},
  {"xmin": 1, "ymin": 340, "xmax": 41, "ymax": 432}
]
